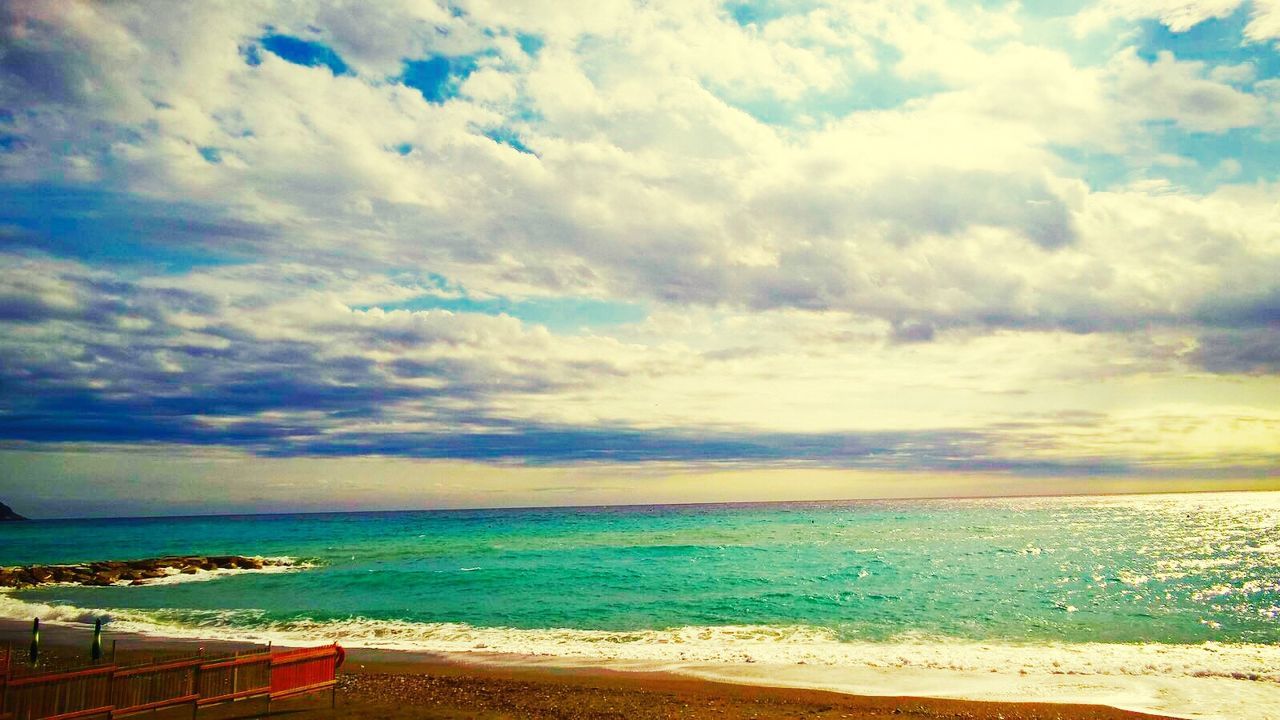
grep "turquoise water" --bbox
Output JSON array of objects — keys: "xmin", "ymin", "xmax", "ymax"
[{"xmin": 2, "ymin": 492, "xmax": 1279, "ymax": 659}]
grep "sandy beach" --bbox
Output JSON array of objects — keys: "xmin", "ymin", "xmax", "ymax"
[{"xmin": 0, "ymin": 619, "xmax": 1177, "ymax": 720}]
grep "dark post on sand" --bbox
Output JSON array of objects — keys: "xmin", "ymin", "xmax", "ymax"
[
  {"xmin": 29, "ymin": 617, "xmax": 39, "ymax": 665},
  {"xmin": 91, "ymin": 617, "xmax": 103, "ymax": 662}
]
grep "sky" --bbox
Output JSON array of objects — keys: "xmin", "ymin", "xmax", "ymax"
[{"xmin": 1, "ymin": 0, "xmax": 1279, "ymax": 518}]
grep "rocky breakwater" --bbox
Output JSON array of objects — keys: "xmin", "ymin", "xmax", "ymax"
[{"xmin": 0, "ymin": 555, "xmax": 292, "ymax": 588}]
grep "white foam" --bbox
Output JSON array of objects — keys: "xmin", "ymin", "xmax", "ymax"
[{"xmin": 54, "ymin": 610, "xmax": 1280, "ymax": 718}]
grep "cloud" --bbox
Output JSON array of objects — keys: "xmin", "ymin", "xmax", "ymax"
[
  {"xmin": 1110, "ymin": 49, "xmax": 1264, "ymax": 132},
  {"xmin": 0, "ymin": 0, "xmax": 1278, "ymax": 498},
  {"xmin": 1074, "ymin": 0, "xmax": 1280, "ymax": 43}
]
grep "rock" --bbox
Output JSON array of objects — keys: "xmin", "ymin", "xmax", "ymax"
[
  {"xmin": 0, "ymin": 501, "xmax": 26, "ymax": 521},
  {"xmin": 0, "ymin": 555, "xmax": 295, "ymax": 588},
  {"xmin": 49, "ymin": 566, "xmax": 81, "ymax": 583}
]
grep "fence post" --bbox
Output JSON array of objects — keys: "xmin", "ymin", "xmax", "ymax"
[
  {"xmin": 2, "ymin": 645, "xmax": 10, "ymax": 717},
  {"xmin": 191, "ymin": 657, "xmax": 200, "ymax": 720},
  {"xmin": 107, "ymin": 649, "xmax": 115, "ymax": 720}
]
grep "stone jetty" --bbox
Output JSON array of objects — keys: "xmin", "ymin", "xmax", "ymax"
[{"xmin": 0, "ymin": 555, "xmax": 291, "ymax": 588}]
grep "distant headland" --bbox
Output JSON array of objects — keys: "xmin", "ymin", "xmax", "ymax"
[{"xmin": 0, "ymin": 501, "xmax": 26, "ymax": 521}]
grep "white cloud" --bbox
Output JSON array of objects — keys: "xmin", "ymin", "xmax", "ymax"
[{"xmin": 1074, "ymin": 0, "xmax": 1244, "ymax": 34}]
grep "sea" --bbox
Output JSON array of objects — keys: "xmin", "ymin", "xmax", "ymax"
[{"xmin": 2, "ymin": 491, "xmax": 1279, "ymax": 717}]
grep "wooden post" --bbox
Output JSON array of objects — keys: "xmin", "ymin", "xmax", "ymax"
[
  {"xmin": 192, "ymin": 658, "xmax": 200, "ymax": 720},
  {"xmin": 111, "ymin": 639, "xmax": 118, "ymax": 663},
  {"xmin": 91, "ymin": 617, "xmax": 103, "ymax": 662},
  {"xmin": 28, "ymin": 618, "xmax": 38, "ymax": 666}
]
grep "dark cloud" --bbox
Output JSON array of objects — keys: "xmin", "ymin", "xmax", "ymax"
[
  {"xmin": 0, "ymin": 260, "xmax": 633, "ymax": 456},
  {"xmin": 891, "ymin": 321, "xmax": 935, "ymax": 344},
  {"xmin": 1189, "ymin": 328, "xmax": 1280, "ymax": 374},
  {"xmin": 0, "ymin": 8, "xmax": 98, "ymax": 107},
  {"xmin": 1194, "ymin": 289, "xmax": 1280, "ymax": 329}
]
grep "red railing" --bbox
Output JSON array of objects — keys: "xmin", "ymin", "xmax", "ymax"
[
  {"xmin": 4, "ymin": 666, "xmax": 113, "ymax": 720},
  {"xmin": 269, "ymin": 645, "xmax": 341, "ymax": 701},
  {"xmin": 110, "ymin": 657, "xmax": 201, "ymax": 717},
  {"xmin": 0, "ymin": 646, "xmax": 11, "ymax": 720},
  {"xmin": 195, "ymin": 652, "xmax": 271, "ymax": 706},
  {"xmin": 0, "ymin": 644, "xmax": 343, "ymax": 720}
]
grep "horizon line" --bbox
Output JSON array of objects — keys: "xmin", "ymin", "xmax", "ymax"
[{"xmin": 13, "ymin": 486, "xmax": 1277, "ymax": 522}]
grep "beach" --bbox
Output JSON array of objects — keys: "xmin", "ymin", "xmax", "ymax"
[{"xmin": 0, "ymin": 620, "xmax": 1175, "ymax": 720}]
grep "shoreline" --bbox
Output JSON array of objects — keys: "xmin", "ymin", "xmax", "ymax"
[
  {"xmin": 3, "ymin": 593, "xmax": 1274, "ymax": 718},
  {"xmin": 0, "ymin": 619, "xmax": 1178, "ymax": 720}
]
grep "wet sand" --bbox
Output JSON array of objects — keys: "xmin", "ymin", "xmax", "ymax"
[
  {"xmin": 0, "ymin": 619, "xmax": 1175, "ymax": 719},
  {"xmin": 316, "ymin": 657, "xmax": 1174, "ymax": 720}
]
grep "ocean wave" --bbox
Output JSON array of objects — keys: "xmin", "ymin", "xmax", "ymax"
[
  {"xmin": 0, "ymin": 591, "xmax": 106, "ymax": 625},
  {"xmin": 4, "ymin": 593, "xmax": 1272, "ymax": 685}
]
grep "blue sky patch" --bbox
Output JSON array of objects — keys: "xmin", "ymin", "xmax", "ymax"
[
  {"xmin": 401, "ymin": 55, "xmax": 477, "ymax": 103},
  {"xmin": 259, "ymin": 34, "xmax": 351, "ymax": 76},
  {"xmin": 724, "ymin": 0, "xmax": 819, "ymax": 27},
  {"xmin": 240, "ymin": 43, "xmax": 263, "ymax": 67},
  {"xmin": 481, "ymin": 127, "xmax": 536, "ymax": 155},
  {"xmin": 1154, "ymin": 126, "xmax": 1280, "ymax": 191},
  {"xmin": 0, "ymin": 185, "xmax": 260, "ymax": 272},
  {"xmin": 1135, "ymin": 9, "xmax": 1280, "ymax": 82},
  {"xmin": 516, "ymin": 33, "xmax": 544, "ymax": 57}
]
